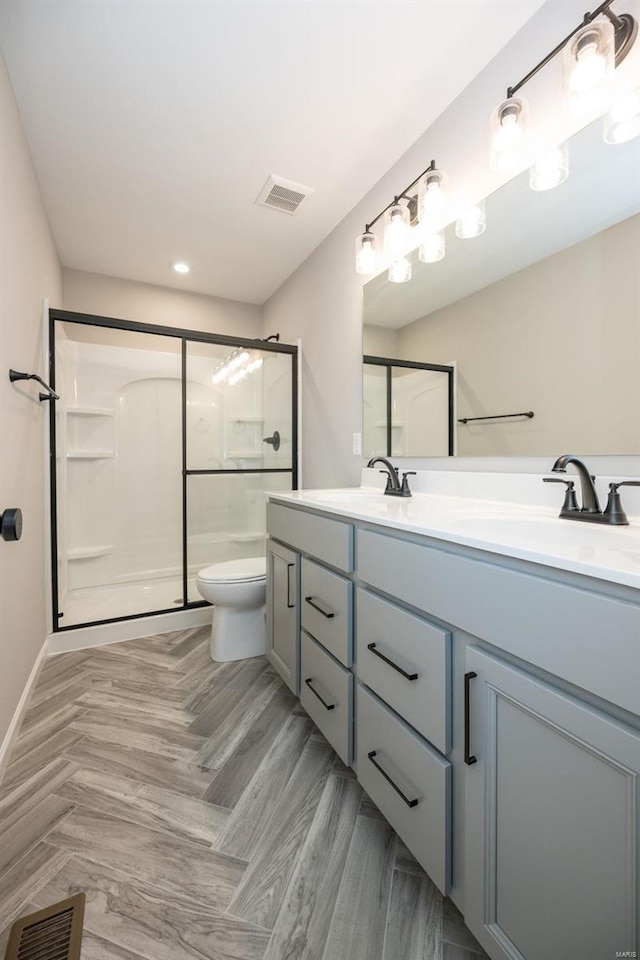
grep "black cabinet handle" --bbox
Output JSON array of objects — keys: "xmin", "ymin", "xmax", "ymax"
[
  {"xmin": 367, "ymin": 751, "xmax": 419, "ymax": 808},
  {"xmin": 286, "ymin": 562, "xmax": 295, "ymax": 609},
  {"xmin": 304, "ymin": 596, "xmax": 335, "ymax": 619},
  {"xmin": 367, "ymin": 643, "xmax": 418, "ymax": 681},
  {"xmin": 304, "ymin": 678, "xmax": 336, "ymax": 711},
  {"xmin": 464, "ymin": 671, "xmax": 477, "ymax": 766}
]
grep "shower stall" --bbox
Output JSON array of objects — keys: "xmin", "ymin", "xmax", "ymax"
[{"xmin": 48, "ymin": 310, "xmax": 298, "ymax": 630}]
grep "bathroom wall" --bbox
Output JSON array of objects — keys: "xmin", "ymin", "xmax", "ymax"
[
  {"xmin": 63, "ymin": 268, "xmax": 262, "ymax": 340},
  {"xmin": 0, "ymin": 53, "xmax": 62, "ymax": 748},
  {"xmin": 398, "ymin": 214, "xmax": 640, "ymax": 457},
  {"xmin": 262, "ymin": 0, "xmax": 640, "ymax": 487}
]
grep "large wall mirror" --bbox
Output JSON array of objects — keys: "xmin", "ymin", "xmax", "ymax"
[{"xmin": 362, "ymin": 116, "xmax": 640, "ymax": 458}]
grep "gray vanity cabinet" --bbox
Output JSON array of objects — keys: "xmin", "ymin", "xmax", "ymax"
[
  {"xmin": 266, "ymin": 540, "xmax": 300, "ymax": 694},
  {"xmin": 464, "ymin": 645, "xmax": 640, "ymax": 960}
]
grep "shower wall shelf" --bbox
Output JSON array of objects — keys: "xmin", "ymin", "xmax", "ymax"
[
  {"xmin": 66, "ymin": 451, "xmax": 115, "ymax": 460},
  {"xmin": 67, "ymin": 545, "xmax": 115, "ymax": 560},
  {"xmin": 66, "ymin": 407, "xmax": 114, "ymax": 417},
  {"xmin": 230, "ymin": 417, "xmax": 264, "ymax": 423}
]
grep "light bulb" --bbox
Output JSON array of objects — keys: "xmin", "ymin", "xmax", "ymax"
[
  {"xmin": 490, "ymin": 97, "xmax": 528, "ymax": 173},
  {"xmin": 419, "ymin": 232, "xmax": 445, "ymax": 263},
  {"xmin": 456, "ymin": 201, "xmax": 486, "ymax": 239},
  {"xmin": 529, "ymin": 142, "xmax": 569, "ymax": 191},
  {"xmin": 418, "ymin": 165, "xmax": 448, "ymax": 231},
  {"xmin": 564, "ymin": 20, "xmax": 614, "ymax": 113},
  {"xmin": 384, "ymin": 204, "xmax": 410, "ymax": 260},
  {"xmin": 172, "ymin": 261, "xmax": 190, "ymax": 274},
  {"xmin": 355, "ymin": 232, "xmax": 378, "ymax": 275},
  {"xmin": 604, "ymin": 90, "xmax": 640, "ymax": 144},
  {"xmin": 388, "ymin": 258, "xmax": 412, "ymax": 283}
]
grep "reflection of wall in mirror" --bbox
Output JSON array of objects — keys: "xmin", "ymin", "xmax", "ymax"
[{"xmin": 394, "ymin": 213, "xmax": 639, "ymax": 457}]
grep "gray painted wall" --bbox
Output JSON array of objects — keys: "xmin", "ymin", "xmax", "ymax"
[{"xmin": 0, "ymin": 53, "xmax": 62, "ymax": 746}]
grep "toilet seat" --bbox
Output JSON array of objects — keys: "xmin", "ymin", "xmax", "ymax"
[{"xmin": 197, "ymin": 557, "xmax": 266, "ymax": 584}]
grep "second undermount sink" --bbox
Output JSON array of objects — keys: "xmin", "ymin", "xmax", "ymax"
[{"xmin": 447, "ymin": 514, "xmax": 640, "ymax": 555}]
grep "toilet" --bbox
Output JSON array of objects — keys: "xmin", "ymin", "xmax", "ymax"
[{"xmin": 196, "ymin": 557, "xmax": 267, "ymax": 662}]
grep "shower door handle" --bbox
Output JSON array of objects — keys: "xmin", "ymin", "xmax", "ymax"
[{"xmin": 262, "ymin": 430, "xmax": 281, "ymax": 452}]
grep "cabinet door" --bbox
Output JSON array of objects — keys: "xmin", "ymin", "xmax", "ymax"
[
  {"xmin": 464, "ymin": 645, "xmax": 640, "ymax": 960},
  {"xmin": 266, "ymin": 540, "xmax": 299, "ymax": 694}
]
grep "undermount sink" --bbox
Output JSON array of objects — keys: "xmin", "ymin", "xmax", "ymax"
[{"xmin": 447, "ymin": 514, "xmax": 640, "ymax": 555}]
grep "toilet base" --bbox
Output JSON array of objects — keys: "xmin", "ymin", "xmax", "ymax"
[{"xmin": 210, "ymin": 603, "xmax": 267, "ymax": 662}]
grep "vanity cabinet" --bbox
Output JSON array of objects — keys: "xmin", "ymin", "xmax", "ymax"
[
  {"xmin": 266, "ymin": 540, "xmax": 300, "ymax": 694},
  {"xmin": 464, "ymin": 645, "xmax": 640, "ymax": 960},
  {"xmin": 266, "ymin": 497, "xmax": 640, "ymax": 960}
]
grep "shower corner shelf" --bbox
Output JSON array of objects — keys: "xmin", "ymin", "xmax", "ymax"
[
  {"xmin": 67, "ymin": 544, "xmax": 115, "ymax": 560},
  {"xmin": 225, "ymin": 452, "xmax": 264, "ymax": 459},
  {"xmin": 66, "ymin": 406, "xmax": 114, "ymax": 417},
  {"xmin": 230, "ymin": 416, "xmax": 264, "ymax": 423},
  {"xmin": 66, "ymin": 450, "xmax": 115, "ymax": 460}
]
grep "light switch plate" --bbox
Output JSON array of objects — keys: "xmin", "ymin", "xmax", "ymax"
[{"xmin": 352, "ymin": 432, "xmax": 362, "ymax": 456}]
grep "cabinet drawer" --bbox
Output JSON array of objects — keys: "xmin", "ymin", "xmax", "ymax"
[
  {"xmin": 356, "ymin": 683, "xmax": 451, "ymax": 894},
  {"xmin": 357, "ymin": 528, "xmax": 640, "ymax": 717},
  {"xmin": 267, "ymin": 501, "xmax": 353, "ymax": 572},
  {"xmin": 302, "ymin": 558, "xmax": 353, "ymax": 667},
  {"xmin": 301, "ymin": 630, "xmax": 353, "ymax": 765},
  {"xmin": 356, "ymin": 589, "xmax": 450, "ymax": 754}
]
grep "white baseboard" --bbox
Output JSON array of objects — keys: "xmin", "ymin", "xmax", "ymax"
[
  {"xmin": 0, "ymin": 637, "xmax": 49, "ymax": 779},
  {"xmin": 47, "ymin": 606, "xmax": 211, "ymax": 654}
]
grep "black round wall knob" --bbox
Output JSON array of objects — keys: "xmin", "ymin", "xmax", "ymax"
[{"xmin": 1, "ymin": 507, "xmax": 23, "ymax": 541}]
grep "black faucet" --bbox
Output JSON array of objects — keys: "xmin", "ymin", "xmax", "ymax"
[
  {"xmin": 544, "ymin": 454, "xmax": 639, "ymax": 525},
  {"xmin": 367, "ymin": 457, "xmax": 414, "ymax": 498}
]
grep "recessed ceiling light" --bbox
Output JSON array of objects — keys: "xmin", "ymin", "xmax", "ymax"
[{"xmin": 172, "ymin": 260, "xmax": 190, "ymax": 274}]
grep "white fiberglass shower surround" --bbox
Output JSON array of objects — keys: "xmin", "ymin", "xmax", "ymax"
[{"xmin": 49, "ymin": 310, "xmax": 298, "ymax": 630}]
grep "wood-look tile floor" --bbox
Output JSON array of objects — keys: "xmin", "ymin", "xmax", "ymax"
[{"xmin": 0, "ymin": 627, "xmax": 488, "ymax": 960}]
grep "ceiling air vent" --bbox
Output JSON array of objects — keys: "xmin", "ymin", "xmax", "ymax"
[{"xmin": 256, "ymin": 175, "xmax": 313, "ymax": 215}]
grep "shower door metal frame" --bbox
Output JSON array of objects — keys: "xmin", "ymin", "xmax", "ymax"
[{"xmin": 48, "ymin": 308, "xmax": 299, "ymax": 632}]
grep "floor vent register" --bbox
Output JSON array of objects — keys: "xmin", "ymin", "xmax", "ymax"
[{"xmin": 4, "ymin": 894, "xmax": 85, "ymax": 960}]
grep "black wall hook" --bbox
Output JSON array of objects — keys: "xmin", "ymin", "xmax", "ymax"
[{"xmin": 9, "ymin": 369, "xmax": 59, "ymax": 402}]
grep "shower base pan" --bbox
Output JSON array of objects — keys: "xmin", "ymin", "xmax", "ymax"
[{"xmin": 60, "ymin": 575, "xmax": 200, "ymax": 628}]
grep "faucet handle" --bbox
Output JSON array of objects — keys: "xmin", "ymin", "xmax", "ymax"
[
  {"xmin": 603, "ymin": 480, "xmax": 640, "ymax": 526},
  {"xmin": 543, "ymin": 477, "xmax": 579, "ymax": 514},
  {"xmin": 400, "ymin": 471, "xmax": 416, "ymax": 497}
]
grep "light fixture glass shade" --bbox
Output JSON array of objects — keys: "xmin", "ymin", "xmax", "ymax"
[
  {"xmin": 563, "ymin": 19, "xmax": 614, "ymax": 113},
  {"xmin": 419, "ymin": 232, "xmax": 445, "ymax": 263},
  {"xmin": 489, "ymin": 96, "xmax": 528, "ymax": 173},
  {"xmin": 355, "ymin": 232, "xmax": 378, "ymax": 275},
  {"xmin": 455, "ymin": 200, "xmax": 486, "ymax": 239},
  {"xmin": 418, "ymin": 166, "xmax": 448, "ymax": 231},
  {"xmin": 529, "ymin": 142, "xmax": 570, "ymax": 191},
  {"xmin": 388, "ymin": 257, "xmax": 412, "ymax": 284},
  {"xmin": 604, "ymin": 89, "xmax": 640, "ymax": 143},
  {"xmin": 384, "ymin": 203, "xmax": 411, "ymax": 260}
]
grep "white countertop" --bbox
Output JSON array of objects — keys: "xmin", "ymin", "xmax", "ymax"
[{"xmin": 268, "ymin": 482, "xmax": 640, "ymax": 590}]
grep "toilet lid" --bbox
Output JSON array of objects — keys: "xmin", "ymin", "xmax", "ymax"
[{"xmin": 197, "ymin": 557, "xmax": 266, "ymax": 583}]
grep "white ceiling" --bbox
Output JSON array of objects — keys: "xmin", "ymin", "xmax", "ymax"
[{"xmin": 0, "ymin": 0, "xmax": 544, "ymax": 305}]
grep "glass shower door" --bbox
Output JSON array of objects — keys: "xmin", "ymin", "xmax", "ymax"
[{"xmin": 185, "ymin": 340, "xmax": 296, "ymax": 602}]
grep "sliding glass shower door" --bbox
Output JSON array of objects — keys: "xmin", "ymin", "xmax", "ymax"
[{"xmin": 50, "ymin": 311, "xmax": 297, "ymax": 630}]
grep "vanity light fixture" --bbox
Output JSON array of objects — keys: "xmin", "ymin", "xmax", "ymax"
[
  {"xmin": 492, "ymin": 0, "xmax": 637, "ymax": 164},
  {"xmin": 604, "ymin": 88, "xmax": 640, "ymax": 142},
  {"xmin": 172, "ymin": 260, "xmax": 190, "ymax": 274},
  {"xmin": 455, "ymin": 200, "xmax": 486, "ymax": 239},
  {"xmin": 353, "ymin": 160, "xmax": 442, "ymax": 277},
  {"xmin": 529, "ymin": 142, "xmax": 570, "ymax": 191},
  {"xmin": 419, "ymin": 231, "xmax": 445, "ymax": 263}
]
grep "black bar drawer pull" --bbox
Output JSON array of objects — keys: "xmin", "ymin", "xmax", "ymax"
[
  {"xmin": 304, "ymin": 678, "xmax": 336, "ymax": 711},
  {"xmin": 367, "ymin": 642, "xmax": 418, "ymax": 681},
  {"xmin": 367, "ymin": 751, "xmax": 419, "ymax": 808},
  {"xmin": 304, "ymin": 595, "xmax": 335, "ymax": 619},
  {"xmin": 286, "ymin": 562, "xmax": 295, "ymax": 609},
  {"xmin": 464, "ymin": 671, "xmax": 477, "ymax": 766}
]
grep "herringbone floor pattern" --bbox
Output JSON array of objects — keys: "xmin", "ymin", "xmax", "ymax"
[{"xmin": 0, "ymin": 626, "xmax": 487, "ymax": 960}]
